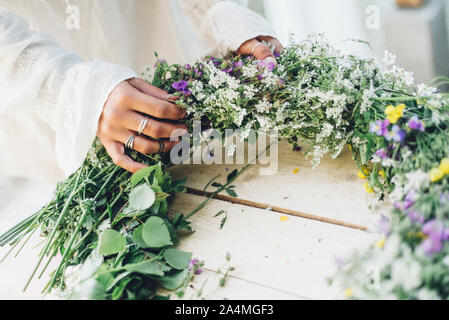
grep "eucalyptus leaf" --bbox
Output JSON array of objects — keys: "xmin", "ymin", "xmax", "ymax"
[
  {"xmin": 164, "ymin": 249, "xmax": 192, "ymax": 270},
  {"xmin": 142, "ymin": 216, "xmax": 173, "ymax": 248},
  {"xmin": 98, "ymin": 229, "xmax": 126, "ymax": 256},
  {"xmin": 129, "ymin": 184, "xmax": 155, "ymax": 211}
]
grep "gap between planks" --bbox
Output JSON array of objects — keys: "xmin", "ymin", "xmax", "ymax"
[{"xmin": 186, "ymin": 187, "xmax": 368, "ymax": 232}]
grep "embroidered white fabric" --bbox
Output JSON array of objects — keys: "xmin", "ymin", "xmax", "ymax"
[{"xmin": 0, "ymin": 0, "xmax": 276, "ymax": 182}]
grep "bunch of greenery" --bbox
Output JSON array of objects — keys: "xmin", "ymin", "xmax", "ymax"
[{"xmin": 2, "ymin": 34, "xmax": 449, "ymax": 299}]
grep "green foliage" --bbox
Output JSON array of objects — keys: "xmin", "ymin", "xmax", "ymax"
[
  {"xmin": 98, "ymin": 229, "xmax": 126, "ymax": 256},
  {"xmin": 164, "ymin": 249, "xmax": 192, "ymax": 270},
  {"xmin": 142, "ymin": 216, "xmax": 173, "ymax": 249}
]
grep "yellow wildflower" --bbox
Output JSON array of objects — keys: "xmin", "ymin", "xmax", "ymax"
[
  {"xmin": 379, "ymin": 170, "xmax": 386, "ymax": 178},
  {"xmin": 357, "ymin": 167, "xmax": 369, "ymax": 180},
  {"xmin": 375, "ymin": 237, "xmax": 386, "ymax": 249},
  {"xmin": 385, "ymin": 104, "xmax": 405, "ymax": 124},
  {"xmin": 348, "ymin": 144, "xmax": 352, "ymax": 151},
  {"xmin": 430, "ymin": 168, "xmax": 444, "ymax": 183},
  {"xmin": 344, "ymin": 287, "xmax": 354, "ymax": 299},
  {"xmin": 416, "ymin": 231, "xmax": 427, "ymax": 240},
  {"xmin": 292, "ymin": 168, "xmax": 299, "ymax": 174},
  {"xmin": 439, "ymin": 158, "xmax": 449, "ymax": 175},
  {"xmin": 363, "ymin": 182, "xmax": 374, "ymax": 194}
]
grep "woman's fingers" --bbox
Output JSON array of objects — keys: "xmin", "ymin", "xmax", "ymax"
[
  {"xmin": 257, "ymin": 36, "xmax": 283, "ymax": 55},
  {"xmin": 128, "ymin": 78, "xmax": 171, "ymax": 101},
  {"xmin": 238, "ymin": 38, "xmax": 275, "ymax": 63},
  {"xmin": 121, "ymin": 111, "xmax": 188, "ymax": 139},
  {"xmin": 112, "ymin": 129, "xmax": 178, "ymax": 155},
  {"xmin": 111, "ymin": 81, "xmax": 185, "ymax": 120},
  {"xmin": 103, "ymin": 140, "xmax": 147, "ymax": 173},
  {"xmin": 133, "ymin": 135, "xmax": 178, "ymax": 154}
]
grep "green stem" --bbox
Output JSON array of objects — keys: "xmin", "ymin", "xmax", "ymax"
[
  {"xmin": 23, "ymin": 169, "xmax": 83, "ymax": 292},
  {"xmin": 185, "ymin": 143, "xmax": 273, "ymax": 220}
]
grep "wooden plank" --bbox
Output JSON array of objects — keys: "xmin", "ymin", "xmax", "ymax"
[
  {"xmin": 160, "ymin": 269, "xmax": 307, "ymax": 300},
  {"xmin": 169, "ymin": 193, "xmax": 378, "ymax": 299},
  {"xmin": 169, "ymin": 141, "xmax": 385, "ymax": 229}
]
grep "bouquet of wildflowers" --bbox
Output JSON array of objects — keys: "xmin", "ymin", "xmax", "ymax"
[{"xmin": 2, "ymin": 34, "xmax": 449, "ymax": 299}]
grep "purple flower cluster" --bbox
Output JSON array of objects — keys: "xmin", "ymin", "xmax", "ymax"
[
  {"xmin": 188, "ymin": 258, "xmax": 203, "ymax": 275},
  {"xmin": 394, "ymin": 189, "xmax": 416, "ymax": 211},
  {"xmin": 408, "ymin": 115, "xmax": 425, "ymax": 132},
  {"xmin": 370, "ymin": 119, "xmax": 389, "ymax": 136},
  {"xmin": 257, "ymin": 60, "xmax": 276, "ymax": 72},
  {"xmin": 172, "ymin": 80, "xmax": 191, "ymax": 96},
  {"xmin": 385, "ymin": 125, "xmax": 405, "ymax": 143},
  {"xmin": 374, "ymin": 148, "xmax": 388, "ymax": 160},
  {"xmin": 420, "ymin": 220, "xmax": 449, "ymax": 257},
  {"xmin": 378, "ymin": 215, "xmax": 391, "ymax": 236},
  {"xmin": 370, "ymin": 119, "xmax": 406, "ymax": 143}
]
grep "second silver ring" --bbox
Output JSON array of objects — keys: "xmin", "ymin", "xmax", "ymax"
[{"xmin": 137, "ymin": 115, "xmax": 150, "ymax": 136}]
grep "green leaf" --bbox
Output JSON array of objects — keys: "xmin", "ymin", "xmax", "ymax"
[
  {"xmin": 212, "ymin": 182, "xmax": 223, "ymax": 188},
  {"xmin": 129, "ymin": 184, "xmax": 155, "ymax": 211},
  {"xmin": 225, "ymin": 188, "xmax": 238, "ymax": 198},
  {"xmin": 98, "ymin": 229, "xmax": 126, "ymax": 256},
  {"xmin": 132, "ymin": 225, "xmax": 150, "ymax": 249},
  {"xmin": 164, "ymin": 249, "xmax": 192, "ymax": 270},
  {"xmin": 131, "ymin": 166, "xmax": 158, "ymax": 187},
  {"xmin": 227, "ymin": 169, "xmax": 238, "ymax": 182},
  {"xmin": 220, "ymin": 214, "xmax": 228, "ymax": 229},
  {"xmin": 142, "ymin": 216, "xmax": 173, "ymax": 249},
  {"xmin": 124, "ymin": 260, "xmax": 165, "ymax": 276},
  {"xmin": 160, "ymin": 269, "xmax": 189, "ymax": 291}
]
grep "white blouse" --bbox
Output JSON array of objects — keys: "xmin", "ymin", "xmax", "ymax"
[{"xmin": 0, "ymin": 0, "xmax": 276, "ymax": 183}]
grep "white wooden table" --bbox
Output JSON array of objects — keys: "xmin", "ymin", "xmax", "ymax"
[{"xmin": 0, "ymin": 142, "xmax": 382, "ymax": 300}]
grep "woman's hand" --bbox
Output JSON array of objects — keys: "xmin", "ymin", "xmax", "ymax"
[
  {"xmin": 237, "ymin": 35, "xmax": 283, "ymax": 65},
  {"xmin": 97, "ymin": 78, "xmax": 187, "ymax": 173}
]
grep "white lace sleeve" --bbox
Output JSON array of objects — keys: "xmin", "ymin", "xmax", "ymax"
[
  {"xmin": 178, "ymin": 0, "xmax": 277, "ymax": 56},
  {"xmin": 0, "ymin": 9, "xmax": 136, "ymax": 177}
]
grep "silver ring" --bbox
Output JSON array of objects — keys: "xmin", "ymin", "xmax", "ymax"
[
  {"xmin": 157, "ymin": 140, "xmax": 165, "ymax": 153},
  {"xmin": 137, "ymin": 115, "xmax": 150, "ymax": 136},
  {"xmin": 252, "ymin": 42, "xmax": 265, "ymax": 56},
  {"xmin": 125, "ymin": 134, "xmax": 137, "ymax": 150}
]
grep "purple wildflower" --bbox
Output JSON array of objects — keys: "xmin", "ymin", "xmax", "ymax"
[
  {"xmin": 225, "ymin": 67, "xmax": 234, "ymax": 74},
  {"xmin": 422, "ymin": 219, "xmax": 445, "ymax": 237},
  {"xmin": 378, "ymin": 215, "xmax": 391, "ymax": 236},
  {"xmin": 421, "ymin": 236, "xmax": 443, "ymax": 257},
  {"xmin": 188, "ymin": 258, "xmax": 203, "ymax": 275},
  {"xmin": 234, "ymin": 61, "xmax": 243, "ymax": 68},
  {"xmin": 385, "ymin": 125, "xmax": 405, "ymax": 143},
  {"xmin": 420, "ymin": 219, "xmax": 448, "ymax": 256},
  {"xmin": 153, "ymin": 58, "xmax": 167, "ymax": 68},
  {"xmin": 172, "ymin": 80, "xmax": 191, "ymax": 95},
  {"xmin": 194, "ymin": 69, "xmax": 203, "ymax": 78},
  {"xmin": 257, "ymin": 74, "xmax": 265, "ymax": 80},
  {"xmin": 274, "ymin": 52, "xmax": 281, "ymax": 58},
  {"xmin": 407, "ymin": 210, "xmax": 425, "ymax": 224},
  {"xmin": 440, "ymin": 192, "xmax": 449, "ymax": 205},
  {"xmin": 370, "ymin": 119, "xmax": 390, "ymax": 136},
  {"xmin": 257, "ymin": 61, "xmax": 266, "ymax": 68},
  {"xmin": 266, "ymin": 61, "xmax": 276, "ymax": 71},
  {"xmin": 408, "ymin": 115, "xmax": 425, "ymax": 132},
  {"xmin": 334, "ymin": 255, "xmax": 344, "ymax": 270},
  {"xmin": 374, "ymin": 148, "xmax": 388, "ymax": 160},
  {"xmin": 185, "ymin": 64, "xmax": 192, "ymax": 71}
]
